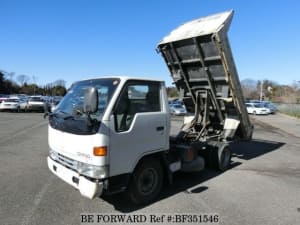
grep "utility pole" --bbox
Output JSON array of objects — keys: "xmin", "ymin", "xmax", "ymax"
[
  {"xmin": 32, "ymin": 76, "xmax": 37, "ymax": 95},
  {"xmin": 260, "ymin": 80, "xmax": 264, "ymax": 101}
]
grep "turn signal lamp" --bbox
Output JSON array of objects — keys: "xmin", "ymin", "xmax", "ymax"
[{"xmin": 93, "ymin": 146, "xmax": 107, "ymax": 156}]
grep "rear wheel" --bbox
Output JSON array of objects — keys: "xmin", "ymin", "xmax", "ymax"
[
  {"xmin": 208, "ymin": 142, "xmax": 231, "ymax": 172},
  {"xmin": 127, "ymin": 158, "xmax": 163, "ymax": 205}
]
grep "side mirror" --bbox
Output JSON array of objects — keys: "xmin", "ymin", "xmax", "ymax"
[{"xmin": 83, "ymin": 87, "xmax": 98, "ymax": 113}]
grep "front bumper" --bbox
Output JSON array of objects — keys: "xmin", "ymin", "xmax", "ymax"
[
  {"xmin": 257, "ymin": 111, "xmax": 269, "ymax": 115},
  {"xmin": 28, "ymin": 105, "xmax": 44, "ymax": 111},
  {"xmin": 173, "ymin": 112, "xmax": 186, "ymax": 116},
  {"xmin": 0, "ymin": 105, "xmax": 18, "ymax": 110},
  {"xmin": 47, "ymin": 157, "xmax": 103, "ymax": 199}
]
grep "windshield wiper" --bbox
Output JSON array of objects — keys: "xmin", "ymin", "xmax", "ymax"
[
  {"xmin": 44, "ymin": 110, "xmax": 73, "ymax": 120},
  {"xmin": 55, "ymin": 111, "xmax": 74, "ymax": 120}
]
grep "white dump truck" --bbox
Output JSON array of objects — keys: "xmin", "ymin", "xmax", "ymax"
[{"xmin": 46, "ymin": 10, "xmax": 253, "ymax": 205}]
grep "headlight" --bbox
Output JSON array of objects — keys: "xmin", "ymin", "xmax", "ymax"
[
  {"xmin": 77, "ymin": 162, "xmax": 108, "ymax": 179},
  {"xmin": 49, "ymin": 149, "xmax": 59, "ymax": 161}
]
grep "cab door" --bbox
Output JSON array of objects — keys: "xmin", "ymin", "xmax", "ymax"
[{"xmin": 109, "ymin": 81, "xmax": 168, "ymax": 176}]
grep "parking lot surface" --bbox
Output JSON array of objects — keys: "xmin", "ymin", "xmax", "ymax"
[
  {"xmin": 0, "ymin": 112, "xmax": 299, "ymax": 225},
  {"xmin": 252, "ymin": 113, "xmax": 300, "ymax": 138}
]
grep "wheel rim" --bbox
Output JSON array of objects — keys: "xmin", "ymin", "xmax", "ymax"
[{"xmin": 137, "ymin": 168, "xmax": 158, "ymax": 195}]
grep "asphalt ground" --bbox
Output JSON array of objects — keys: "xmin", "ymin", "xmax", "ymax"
[
  {"xmin": 252, "ymin": 113, "xmax": 300, "ymax": 139},
  {"xmin": 0, "ymin": 112, "xmax": 299, "ymax": 225}
]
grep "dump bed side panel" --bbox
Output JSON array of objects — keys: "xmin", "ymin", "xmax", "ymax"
[
  {"xmin": 158, "ymin": 10, "xmax": 252, "ymax": 140},
  {"xmin": 213, "ymin": 33, "xmax": 253, "ymax": 140}
]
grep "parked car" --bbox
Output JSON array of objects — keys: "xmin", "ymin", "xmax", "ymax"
[
  {"xmin": 245, "ymin": 103, "xmax": 270, "ymax": 115},
  {"xmin": 0, "ymin": 97, "xmax": 8, "ymax": 104},
  {"xmin": 27, "ymin": 96, "xmax": 46, "ymax": 112},
  {"xmin": 169, "ymin": 103, "xmax": 187, "ymax": 115},
  {"xmin": 248, "ymin": 100, "xmax": 261, "ymax": 103},
  {"xmin": 261, "ymin": 101, "xmax": 277, "ymax": 114},
  {"xmin": 50, "ymin": 96, "xmax": 63, "ymax": 112},
  {"xmin": 0, "ymin": 97, "xmax": 26, "ymax": 112}
]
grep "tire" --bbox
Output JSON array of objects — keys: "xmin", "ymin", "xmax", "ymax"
[
  {"xmin": 127, "ymin": 158, "xmax": 163, "ymax": 205},
  {"xmin": 208, "ymin": 142, "xmax": 231, "ymax": 172}
]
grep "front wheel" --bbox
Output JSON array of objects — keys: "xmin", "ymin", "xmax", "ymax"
[{"xmin": 127, "ymin": 158, "xmax": 163, "ymax": 205}]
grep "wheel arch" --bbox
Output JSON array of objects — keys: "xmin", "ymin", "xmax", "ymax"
[{"xmin": 129, "ymin": 151, "xmax": 171, "ymax": 186}]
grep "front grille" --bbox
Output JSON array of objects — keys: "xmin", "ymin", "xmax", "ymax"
[{"xmin": 57, "ymin": 153, "xmax": 77, "ymax": 171}]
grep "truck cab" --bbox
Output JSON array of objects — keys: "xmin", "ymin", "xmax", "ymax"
[{"xmin": 47, "ymin": 77, "xmax": 170, "ymax": 202}]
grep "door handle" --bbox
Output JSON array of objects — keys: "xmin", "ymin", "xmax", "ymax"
[{"xmin": 156, "ymin": 126, "xmax": 164, "ymax": 131}]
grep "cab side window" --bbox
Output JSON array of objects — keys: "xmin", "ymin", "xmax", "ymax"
[{"xmin": 114, "ymin": 81, "xmax": 161, "ymax": 132}]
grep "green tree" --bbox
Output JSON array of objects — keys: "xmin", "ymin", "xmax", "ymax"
[
  {"xmin": 167, "ymin": 86, "xmax": 179, "ymax": 98},
  {"xmin": 0, "ymin": 71, "xmax": 6, "ymax": 94},
  {"xmin": 0, "ymin": 70, "xmax": 20, "ymax": 94}
]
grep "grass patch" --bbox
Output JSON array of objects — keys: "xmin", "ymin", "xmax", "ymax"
[{"xmin": 276, "ymin": 104, "xmax": 300, "ymax": 119}]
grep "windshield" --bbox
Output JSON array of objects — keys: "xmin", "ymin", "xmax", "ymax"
[
  {"xmin": 5, "ymin": 99, "xmax": 19, "ymax": 103},
  {"xmin": 173, "ymin": 104, "xmax": 182, "ymax": 109},
  {"xmin": 55, "ymin": 78, "xmax": 120, "ymax": 122},
  {"xmin": 254, "ymin": 103, "xmax": 264, "ymax": 108},
  {"xmin": 29, "ymin": 97, "xmax": 44, "ymax": 102}
]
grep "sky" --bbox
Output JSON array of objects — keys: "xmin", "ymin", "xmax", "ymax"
[{"xmin": 1, "ymin": 0, "xmax": 300, "ymax": 88}]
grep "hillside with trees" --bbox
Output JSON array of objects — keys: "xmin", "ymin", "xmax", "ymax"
[
  {"xmin": 0, "ymin": 70, "xmax": 67, "ymax": 96},
  {"xmin": 241, "ymin": 79, "xmax": 300, "ymax": 103},
  {"xmin": 166, "ymin": 79, "xmax": 300, "ymax": 104},
  {"xmin": 1, "ymin": 69, "xmax": 299, "ymax": 104}
]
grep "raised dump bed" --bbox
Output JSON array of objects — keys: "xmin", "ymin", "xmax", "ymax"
[{"xmin": 157, "ymin": 10, "xmax": 253, "ymax": 141}]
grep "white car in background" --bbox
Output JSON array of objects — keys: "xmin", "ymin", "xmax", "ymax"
[
  {"xmin": 0, "ymin": 98, "xmax": 27, "ymax": 112},
  {"xmin": 27, "ymin": 96, "xmax": 46, "ymax": 112},
  {"xmin": 50, "ymin": 96, "xmax": 63, "ymax": 112},
  {"xmin": 169, "ymin": 103, "xmax": 187, "ymax": 116},
  {"xmin": 260, "ymin": 101, "xmax": 277, "ymax": 114},
  {"xmin": 0, "ymin": 97, "xmax": 8, "ymax": 104},
  {"xmin": 245, "ymin": 103, "xmax": 270, "ymax": 115}
]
